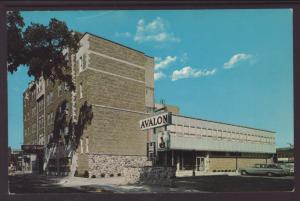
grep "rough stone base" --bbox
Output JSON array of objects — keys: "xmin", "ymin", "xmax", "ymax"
[
  {"xmin": 87, "ymin": 154, "xmax": 152, "ymax": 178},
  {"xmin": 123, "ymin": 166, "xmax": 176, "ymax": 186}
]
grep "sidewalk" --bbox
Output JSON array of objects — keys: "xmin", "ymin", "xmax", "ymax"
[
  {"xmin": 56, "ymin": 176, "xmax": 206, "ymax": 193},
  {"xmin": 176, "ymin": 170, "xmax": 240, "ymax": 177}
]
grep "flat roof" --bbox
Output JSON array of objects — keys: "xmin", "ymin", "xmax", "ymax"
[
  {"xmin": 81, "ymin": 32, "xmax": 147, "ymax": 55},
  {"xmin": 172, "ymin": 114, "xmax": 275, "ymax": 134}
]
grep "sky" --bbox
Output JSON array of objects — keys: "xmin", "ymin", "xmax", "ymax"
[{"xmin": 8, "ymin": 9, "xmax": 293, "ymax": 149}]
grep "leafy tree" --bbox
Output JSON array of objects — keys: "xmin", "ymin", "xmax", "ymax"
[
  {"xmin": 7, "ymin": 11, "xmax": 80, "ymax": 91},
  {"xmin": 7, "ymin": 11, "xmax": 26, "ymax": 73}
]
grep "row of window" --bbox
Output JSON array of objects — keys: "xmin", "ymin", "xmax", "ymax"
[{"xmin": 168, "ymin": 125, "xmax": 275, "ymax": 144}]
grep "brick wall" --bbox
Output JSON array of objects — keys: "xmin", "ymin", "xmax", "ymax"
[
  {"xmin": 88, "ymin": 35, "xmax": 147, "ymax": 67},
  {"xmin": 88, "ymin": 106, "xmax": 148, "ymax": 155},
  {"xmin": 75, "ymin": 33, "xmax": 154, "ymax": 158},
  {"xmin": 209, "ymin": 157, "xmax": 273, "ymax": 171},
  {"xmin": 209, "ymin": 158, "xmax": 236, "ymax": 171}
]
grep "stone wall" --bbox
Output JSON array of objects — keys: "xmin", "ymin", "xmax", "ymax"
[
  {"xmin": 123, "ymin": 166, "xmax": 176, "ymax": 186},
  {"xmin": 87, "ymin": 154, "xmax": 152, "ymax": 178}
]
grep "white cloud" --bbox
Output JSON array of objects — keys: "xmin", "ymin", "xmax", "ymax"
[
  {"xmin": 115, "ymin": 32, "xmax": 131, "ymax": 38},
  {"xmin": 154, "ymin": 56, "xmax": 177, "ymax": 71},
  {"xmin": 172, "ymin": 66, "xmax": 217, "ymax": 81},
  {"xmin": 134, "ymin": 17, "xmax": 180, "ymax": 43},
  {"xmin": 154, "ymin": 72, "xmax": 166, "ymax": 81},
  {"xmin": 224, "ymin": 53, "xmax": 252, "ymax": 69}
]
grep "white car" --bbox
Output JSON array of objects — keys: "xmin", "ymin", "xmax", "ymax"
[{"xmin": 278, "ymin": 163, "xmax": 294, "ymax": 175}]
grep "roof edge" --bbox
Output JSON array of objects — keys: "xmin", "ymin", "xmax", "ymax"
[
  {"xmin": 172, "ymin": 114, "xmax": 276, "ymax": 134},
  {"xmin": 81, "ymin": 32, "xmax": 146, "ymax": 55}
]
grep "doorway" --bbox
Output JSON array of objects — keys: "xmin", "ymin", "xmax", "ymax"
[{"xmin": 196, "ymin": 157, "xmax": 205, "ymax": 171}]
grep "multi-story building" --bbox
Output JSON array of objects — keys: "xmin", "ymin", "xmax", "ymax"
[
  {"xmin": 23, "ymin": 32, "xmax": 154, "ymax": 177},
  {"xmin": 23, "ymin": 32, "xmax": 276, "ymax": 178},
  {"xmin": 275, "ymin": 147, "xmax": 294, "ymax": 163}
]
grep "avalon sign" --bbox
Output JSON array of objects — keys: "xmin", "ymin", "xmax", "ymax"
[{"xmin": 139, "ymin": 112, "xmax": 171, "ymax": 130}]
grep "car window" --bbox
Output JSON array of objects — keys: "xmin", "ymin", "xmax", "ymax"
[
  {"xmin": 254, "ymin": 164, "xmax": 260, "ymax": 168},
  {"xmin": 260, "ymin": 164, "xmax": 267, "ymax": 168},
  {"xmin": 268, "ymin": 164, "xmax": 280, "ymax": 168}
]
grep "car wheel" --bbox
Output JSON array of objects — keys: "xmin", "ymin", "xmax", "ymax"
[
  {"xmin": 241, "ymin": 170, "xmax": 247, "ymax": 175},
  {"xmin": 267, "ymin": 172, "xmax": 273, "ymax": 177}
]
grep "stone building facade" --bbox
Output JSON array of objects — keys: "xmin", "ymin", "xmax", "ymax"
[{"xmin": 23, "ymin": 32, "xmax": 154, "ymax": 176}]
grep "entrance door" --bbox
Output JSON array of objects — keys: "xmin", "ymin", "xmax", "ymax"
[{"xmin": 196, "ymin": 157, "xmax": 205, "ymax": 171}]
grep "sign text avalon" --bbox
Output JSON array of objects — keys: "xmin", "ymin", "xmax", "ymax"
[{"xmin": 139, "ymin": 112, "xmax": 171, "ymax": 130}]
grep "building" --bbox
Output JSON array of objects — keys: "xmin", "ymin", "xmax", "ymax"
[
  {"xmin": 23, "ymin": 32, "xmax": 154, "ymax": 177},
  {"xmin": 275, "ymin": 147, "xmax": 294, "ymax": 163},
  {"xmin": 23, "ymin": 32, "xmax": 276, "ymax": 178},
  {"xmin": 140, "ymin": 111, "xmax": 276, "ymax": 176},
  {"xmin": 8, "ymin": 149, "xmax": 23, "ymax": 172}
]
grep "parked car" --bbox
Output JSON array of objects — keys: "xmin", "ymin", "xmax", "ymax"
[
  {"xmin": 278, "ymin": 163, "xmax": 294, "ymax": 175},
  {"xmin": 239, "ymin": 164, "xmax": 286, "ymax": 176}
]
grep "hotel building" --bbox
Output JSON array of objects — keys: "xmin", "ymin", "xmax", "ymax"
[
  {"xmin": 23, "ymin": 32, "xmax": 154, "ymax": 176},
  {"xmin": 23, "ymin": 32, "xmax": 276, "ymax": 177}
]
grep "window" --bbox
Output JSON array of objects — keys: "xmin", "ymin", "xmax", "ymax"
[
  {"xmin": 80, "ymin": 139, "xmax": 83, "ymax": 154},
  {"xmin": 31, "ymin": 106, "xmax": 36, "ymax": 117},
  {"xmin": 58, "ymin": 84, "xmax": 62, "ymax": 96},
  {"xmin": 39, "ymin": 115, "xmax": 44, "ymax": 130},
  {"xmin": 79, "ymin": 56, "xmax": 83, "ymax": 72},
  {"xmin": 51, "ymin": 112, "xmax": 54, "ymax": 125},
  {"xmin": 50, "ymin": 91, "xmax": 53, "ymax": 103},
  {"xmin": 38, "ymin": 99, "xmax": 44, "ymax": 112},
  {"xmin": 64, "ymin": 82, "xmax": 69, "ymax": 91},
  {"xmin": 79, "ymin": 83, "xmax": 83, "ymax": 99},
  {"xmin": 85, "ymin": 137, "xmax": 89, "ymax": 153},
  {"xmin": 48, "ymin": 133, "xmax": 53, "ymax": 144},
  {"xmin": 64, "ymin": 127, "xmax": 69, "ymax": 135}
]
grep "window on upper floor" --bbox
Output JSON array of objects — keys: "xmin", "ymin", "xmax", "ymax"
[
  {"xmin": 64, "ymin": 82, "xmax": 69, "ymax": 91},
  {"xmin": 80, "ymin": 139, "xmax": 83, "ymax": 154},
  {"xmin": 85, "ymin": 137, "xmax": 89, "ymax": 153},
  {"xmin": 79, "ymin": 82, "xmax": 83, "ymax": 99},
  {"xmin": 58, "ymin": 83, "xmax": 63, "ymax": 97},
  {"xmin": 79, "ymin": 56, "xmax": 83, "ymax": 72}
]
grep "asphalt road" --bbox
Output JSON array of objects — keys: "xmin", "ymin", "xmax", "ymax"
[
  {"xmin": 173, "ymin": 175, "xmax": 294, "ymax": 192},
  {"xmin": 9, "ymin": 173, "xmax": 294, "ymax": 193},
  {"xmin": 9, "ymin": 174, "xmax": 88, "ymax": 194}
]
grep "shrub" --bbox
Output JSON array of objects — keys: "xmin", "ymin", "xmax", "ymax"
[
  {"xmin": 101, "ymin": 173, "xmax": 105, "ymax": 178},
  {"xmin": 91, "ymin": 175, "xmax": 96, "ymax": 178},
  {"xmin": 117, "ymin": 173, "xmax": 121, "ymax": 177},
  {"xmin": 109, "ymin": 173, "xmax": 114, "ymax": 177},
  {"xmin": 83, "ymin": 170, "xmax": 89, "ymax": 178},
  {"xmin": 74, "ymin": 170, "xmax": 78, "ymax": 177}
]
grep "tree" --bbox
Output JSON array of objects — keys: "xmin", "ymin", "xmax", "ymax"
[{"xmin": 7, "ymin": 11, "xmax": 81, "ymax": 91}]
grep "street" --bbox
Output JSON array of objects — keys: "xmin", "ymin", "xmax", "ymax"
[{"xmin": 9, "ymin": 173, "xmax": 294, "ymax": 193}]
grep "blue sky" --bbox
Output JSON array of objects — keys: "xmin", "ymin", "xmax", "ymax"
[{"xmin": 8, "ymin": 9, "xmax": 293, "ymax": 149}]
